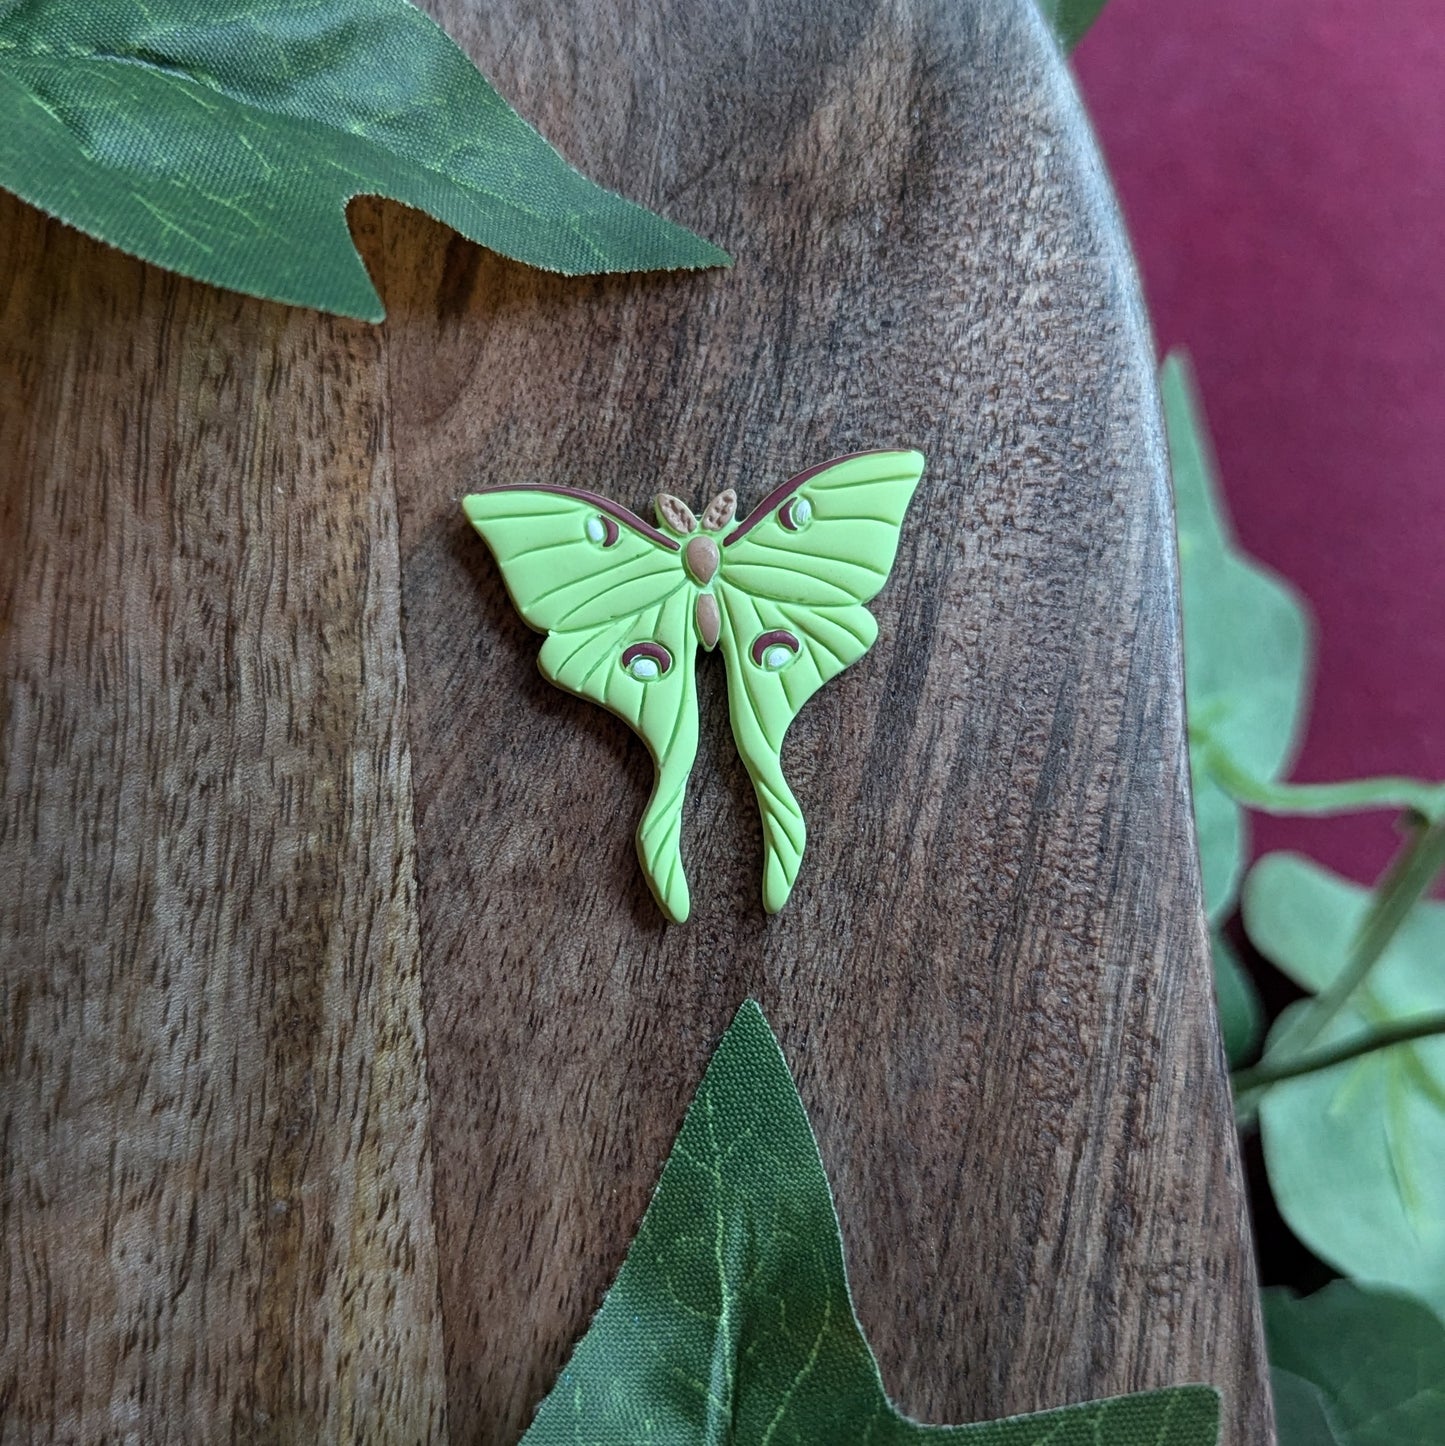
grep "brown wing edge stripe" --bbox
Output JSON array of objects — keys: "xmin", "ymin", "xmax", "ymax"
[
  {"xmin": 465, "ymin": 483, "xmax": 681, "ymax": 552},
  {"xmin": 722, "ymin": 449, "xmax": 912, "ymax": 546}
]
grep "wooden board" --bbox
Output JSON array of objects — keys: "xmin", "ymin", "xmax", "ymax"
[
  {"xmin": 0, "ymin": 0, "xmax": 1271, "ymax": 1442},
  {"xmin": 0, "ymin": 203, "xmax": 447, "ymax": 1438}
]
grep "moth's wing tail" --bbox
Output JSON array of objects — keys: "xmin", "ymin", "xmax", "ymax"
[
  {"xmin": 716, "ymin": 589, "xmax": 877, "ymax": 914},
  {"xmin": 740, "ymin": 735, "xmax": 808, "ymax": 915},
  {"xmin": 540, "ymin": 585, "xmax": 699, "ymax": 923},
  {"xmin": 634, "ymin": 693, "xmax": 699, "ymax": 923}
]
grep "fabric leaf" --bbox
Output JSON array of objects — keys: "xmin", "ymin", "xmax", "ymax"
[
  {"xmin": 0, "ymin": 0, "xmax": 728, "ymax": 321},
  {"xmin": 1244, "ymin": 854, "xmax": 1445, "ymax": 1318},
  {"xmin": 1164, "ymin": 351, "xmax": 1443, "ymax": 924},
  {"xmin": 1035, "ymin": 1, "xmax": 1111, "ymax": 51},
  {"xmin": 1212, "ymin": 931, "xmax": 1264, "ymax": 1069},
  {"xmin": 521, "ymin": 1001, "xmax": 1221, "ymax": 1444},
  {"xmin": 1163, "ymin": 351, "xmax": 1310, "ymax": 923},
  {"xmin": 1270, "ymin": 1369, "xmax": 1345, "ymax": 1446},
  {"xmin": 1264, "ymin": 1282, "xmax": 1445, "ymax": 1444}
]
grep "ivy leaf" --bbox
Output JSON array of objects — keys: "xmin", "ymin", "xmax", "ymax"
[
  {"xmin": 1243, "ymin": 855, "xmax": 1445, "ymax": 1318},
  {"xmin": 1212, "ymin": 931, "xmax": 1264, "ymax": 1069},
  {"xmin": 0, "ymin": 0, "xmax": 729, "ymax": 321},
  {"xmin": 1264, "ymin": 1282, "xmax": 1445, "ymax": 1444},
  {"xmin": 1034, "ymin": 1, "xmax": 1111, "ymax": 51},
  {"xmin": 1162, "ymin": 352, "xmax": 1310, "ymax": 923},
  {"xmin": 521, "ymin": 1000, "xmax": 1221, "ymax": 1444}
]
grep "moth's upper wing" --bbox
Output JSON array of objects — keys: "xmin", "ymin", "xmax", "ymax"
[
  {"xmin": 462, "ymin": 484, "xmax": 682, "ymax": 632},
  {"xmin": 720, "ymin": 449, "xmax": 926, "ymax": 608},
  {"xmin": 717, "ymin": 448, "xmax": 926, "ymax": 734}
]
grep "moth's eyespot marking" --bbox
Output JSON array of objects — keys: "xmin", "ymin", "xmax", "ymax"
[
  {"xmin": 778, "ymin": 495, "xmax": 813, "ymax": 532},
  {"xmin": 586, "ymin": 513, "xmax": 620, "ymax": 547},
  {"xmin": 750, "ymin": 629, "xmax": 801, "ymax": 671},
  {"xmin": 621, "ymin": 641, "xmax": 672, "ymax": 681}
]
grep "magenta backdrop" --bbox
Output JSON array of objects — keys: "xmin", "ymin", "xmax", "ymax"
[{"xmin": 1073, "ymin": 0, "xmax": 1445, "ymax": 892}]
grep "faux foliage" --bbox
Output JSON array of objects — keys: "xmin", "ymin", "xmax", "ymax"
[
  {"xmin": 522, "ymin": 1001, "xmax": 1220, "ymax": 1444},
  {"xmin": 1265, "ymin": 1282, "xmax": 1445, "ymax": 1444},
  {"xmin": 0, "ymin": 0, "xmax": 728, "ymax": 320},
  {"xmin": 1036, "ymin": 0, "xmax": 1110, "ymax": 51},
  {"xmin": 1167, "ymin": 350, "xmax": 1445, "ymax": 1437},
  {"xmin": 1164, "ymin": 349, "xmax": 1445, "ymax": 1095},
  {"xmin": 1165, "ymin": 354, "xmax": 1445, "ymax": 928},
  {"xmin": 1242, "ymin": 854, "xmax": 1445, "ymax": 1319},
  {"xmin": 1163, "ymin": 353, "xmax": 1310, "ymax": 926},
  {"xmin": 1210, "ymin": 933, "xmax": 1264, "ymax": 1069},
  {"xmin": 1270, "ymin": 1370, "xmax": 1343, "ymax": 1446}
]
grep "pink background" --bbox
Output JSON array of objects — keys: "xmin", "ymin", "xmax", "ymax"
[{"xmin": 1074, "ymin": 0, "xmax": 1445, "ymax": 892}]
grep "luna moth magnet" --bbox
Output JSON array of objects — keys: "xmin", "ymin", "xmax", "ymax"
[{"xmin": 463, "ymin": 448, "xmax": 925, "ymax": 922}]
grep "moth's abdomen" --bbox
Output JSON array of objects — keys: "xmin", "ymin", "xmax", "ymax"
[{"xmin": 695, "ymin": 593, "xmax": 721, "ymax": 650}]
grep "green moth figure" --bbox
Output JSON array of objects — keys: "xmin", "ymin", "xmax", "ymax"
[{"xmin": 463, "ymin": 449, "xmax": 925, "ymax": 922}]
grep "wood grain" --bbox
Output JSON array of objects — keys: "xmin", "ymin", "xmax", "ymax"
[
  {"xmin": 0, "ymin": 0, "xmax": 1271, "ymax": 1441},
  {"xmin": 385, "ymin": 0, "xmax": 1270, "ymax": 1442},
  {"xmin": 0, "ymin": 198, "xmax": 446, "ymax": 1441}
]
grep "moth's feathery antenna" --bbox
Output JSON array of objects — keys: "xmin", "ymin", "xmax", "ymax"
[
  {"xmin": 701, "ymin": 489, "xmax": 737, "ymax": 531},
  {"xmin": 655, "ymin": 494, "xmax": 697, "ymax": 534}
]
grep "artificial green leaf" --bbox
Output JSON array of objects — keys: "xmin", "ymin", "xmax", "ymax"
[
  {"xmin": 0, "ymin": 0, "xmax": 728, "ymax": 321},
  {"xmin": 1243, "ymin": 855, "xmax": 1445, "ymax": 1318},
  {"xmin": 1270, "ymin": 1369, "xmax": 1345, "ymax": 1446},
  {"xmin": 1212, "ymin": 931, "xmax": 1264, "ymax": 1068},
  {"xmin": 521, "ymin": 1000, "xmax": 1221, "ymax": 1444},
  {"xmin": 1164, "ymin": 352, "xmax": 1443, "ymax": 922},
  {"xmin": 1163, "ymin": 352, "xmax": 1312, "ymax": 922},
  {"xmin": 1035, "ymin": 0, "xmax": 1111, "ymax": 51},
  {"xmin": 1264, "ymin": 1282, "xmax": 1445, "ymax": 1444},
  {"xmin": 1203, "ymin": 751, "xmax": 1445, "ymax": 825}
]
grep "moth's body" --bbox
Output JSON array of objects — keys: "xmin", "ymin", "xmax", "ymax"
[
  {"xmin": 463, "ymin": 449, "xmax": 925, "ymax": 921},
  {"xmin": 660, "ymin": 497, "xmax": 726, "ymax": 650}
]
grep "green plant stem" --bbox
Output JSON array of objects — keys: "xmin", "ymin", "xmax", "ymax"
[
  {"xmin": 1232, "ymin": 1011, "xmax": 1445, "ymax": 1093},
  {"xmin": 1271, "ymin": 816, "xmax": 1445, "ymax": 1059},
  {"xmin": 1204, "ymin": 744, "xmax": 1445, "ymax": 821}
]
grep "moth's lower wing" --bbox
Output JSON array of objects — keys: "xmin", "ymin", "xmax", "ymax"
[
  {"xmin": 721, "ymin": 449, "xmax": 925, "ymax": 609},
  {"xmin": 540, "ymin": 587, "xmax": 700, "ymax": 923},
  {"xmin": 716, "ymin": 587, "xmax": 878, "ymax": 913},
  {"xmin": 463, "ymin": 486, "xmax": 681, "ymax": 632}
]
